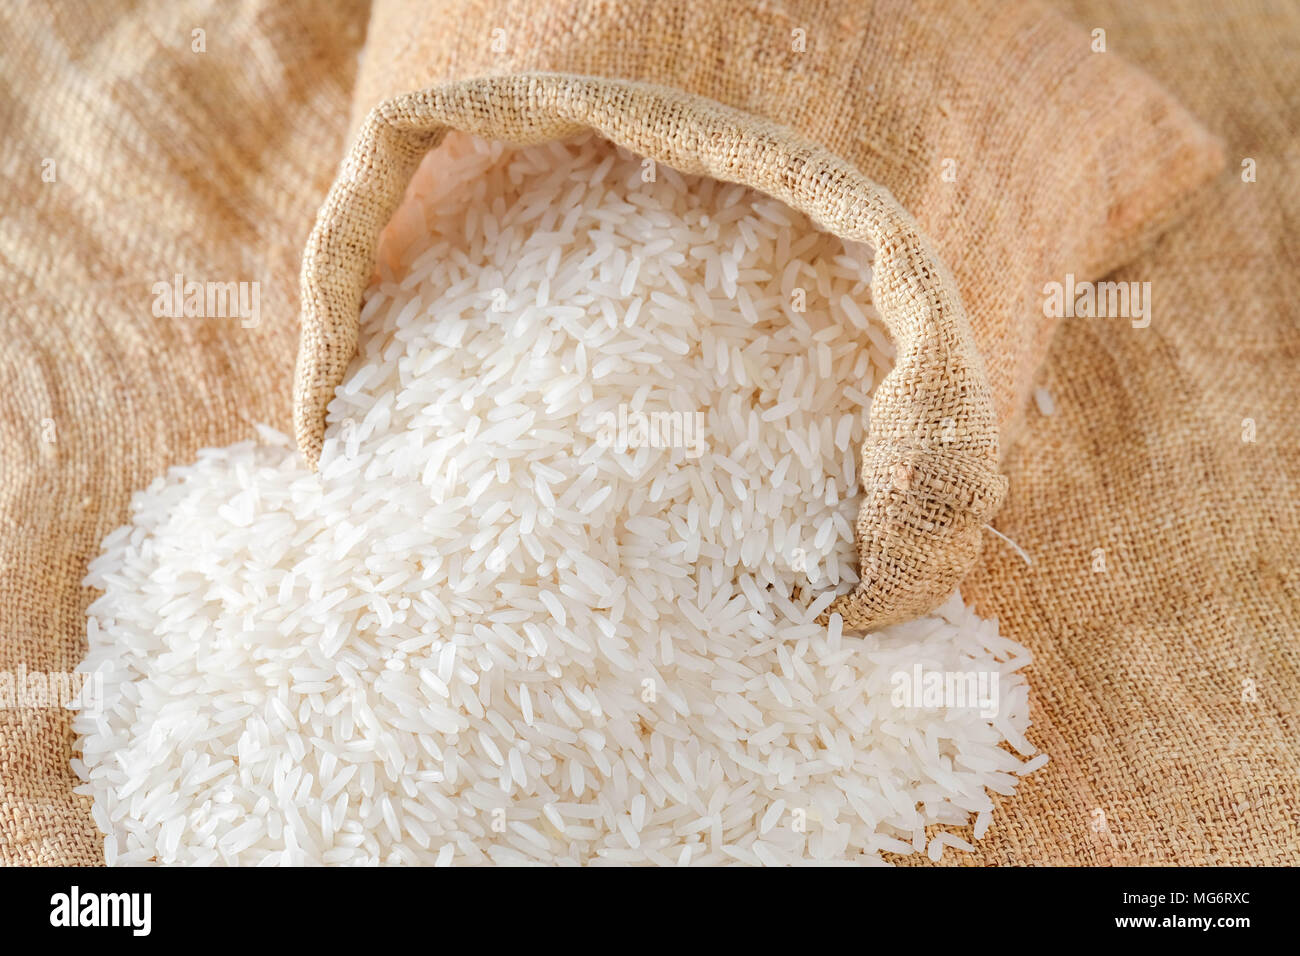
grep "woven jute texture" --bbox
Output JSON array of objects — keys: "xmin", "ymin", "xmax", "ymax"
[
  {"xmin": 295, "ymin": 0, "xmax": 1221, "ymax": 632},
  {"xmin": 0, "ymin": 0, "xmax": 369, "ymax": 864},
  {"xmin": 2, "ymin": 0, "xmax": 1290, "ymax": 866}
]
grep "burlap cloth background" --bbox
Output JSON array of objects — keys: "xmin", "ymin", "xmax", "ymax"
[{"xmin": 1, "ymin": 0, "xmax": 1295, "ymax": 863}]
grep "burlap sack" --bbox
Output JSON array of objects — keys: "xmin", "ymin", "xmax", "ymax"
[
  {"xmin": 293, "ymin": 0, "xmax": 1221, "ymax": 632},
  {"xmin": 4, "ymin": 0, "xmax": 1294, "ymax": 866}
]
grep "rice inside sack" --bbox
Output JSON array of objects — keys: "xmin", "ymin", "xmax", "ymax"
[{"xmin": 74, "ymin": 133, "xmax": 1043, "ymax": 865}]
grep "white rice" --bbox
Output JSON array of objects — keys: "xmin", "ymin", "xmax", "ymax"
[{"xmin": 73, "ymin": 132, "xmax": 1043, "ymax": 865}]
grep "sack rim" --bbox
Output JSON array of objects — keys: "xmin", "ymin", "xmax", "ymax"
[{"xmin": 293, "ymin": 71, "xmax": 1006, "ymax": 629}]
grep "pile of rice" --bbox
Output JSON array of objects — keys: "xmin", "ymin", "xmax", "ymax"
[{"xmin": 74, "ymin": 133, "xmax": 1043, "ymax": 865}]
